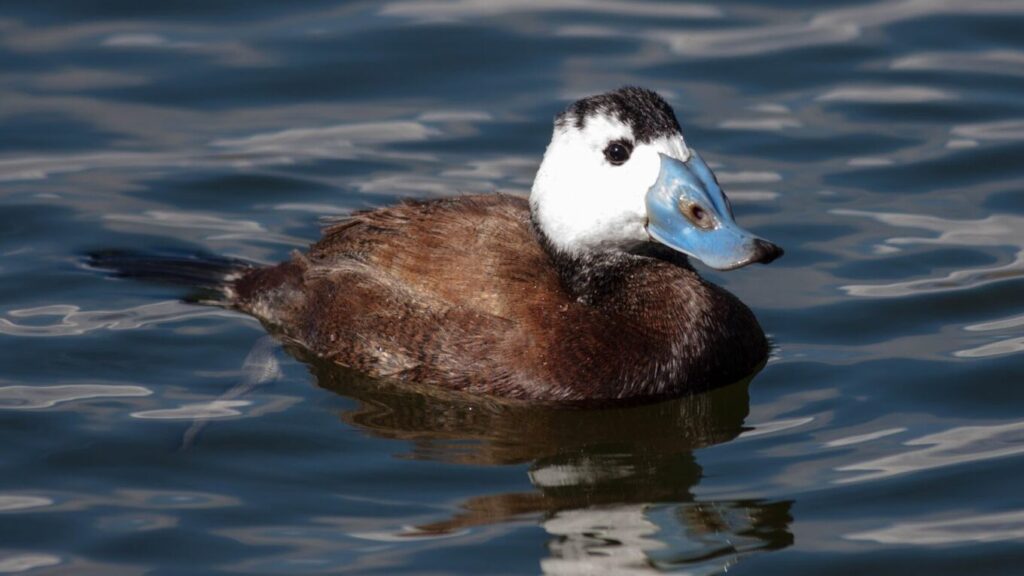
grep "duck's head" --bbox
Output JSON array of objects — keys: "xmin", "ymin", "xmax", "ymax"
[{"xmin": 530, "ymin": 87, "xmax": 782, "ymax": 270}]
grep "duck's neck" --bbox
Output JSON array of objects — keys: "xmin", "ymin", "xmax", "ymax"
[
  {"xmin": 530, "ymin": 214, "xmax": 769, "ymax": 399},
  {"xmin": 530, "ymin": 212, "xmax": 698, "ymax": 314}
]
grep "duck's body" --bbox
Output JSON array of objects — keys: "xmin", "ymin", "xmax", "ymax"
[
  {"xmin": 93, "ymin": 87, "xmax": 782, "ymax": 404},
  {"xmin": 232, "ymin": 193, "xmax": 768, "ymax": 402}
]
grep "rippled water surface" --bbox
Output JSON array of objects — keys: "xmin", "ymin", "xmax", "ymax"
[{"xmin": 3, "ymin": 1, "xmax": 1024, "ymax": 574}]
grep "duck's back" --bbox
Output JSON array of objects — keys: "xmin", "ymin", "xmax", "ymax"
[
  {"xmin": 308, "ymin": 194, "xmax": 560, "ymax": 319},
  {"xmin": 233, "ymin": 194, "xmax": 579, "ymax": 399}
]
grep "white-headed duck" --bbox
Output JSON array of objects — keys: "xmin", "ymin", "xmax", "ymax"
[
  {"xmin": 93, "ymin": 87, "xmax": 783, "ymax": 404},
  {"xmin": 231, "ymin": 87, "xmax": 782, "ymax": 403}
]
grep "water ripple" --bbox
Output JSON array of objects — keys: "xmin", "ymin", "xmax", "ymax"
[
  {"xmin": 0, "ymin": 554, "xmax": 62, "ymax": 573},
  {"xmin": 952, "ymin": 119, "xmax": 1024, "ymax": 142},
  {"xmin": 955, "ymin": 313, "xmax": 1024, "ymax": 359},
  {"xmin": 891, "ymin": 50, "xmax": 1024, "ymax": 78},
  {"xmin": 0, "ymin": 496, "xmax": 53, "ymax": 512},
  {"xmin": 0, "ymin": 384, "xmax": 151, "ymax": 410},
  {"xmin": 719, "ymin": 117, "xmax": 803, "ymax": 131},
  {"xmin": 836, "ymin": 420, "xmax": 1024, "ymax": 484},
  {"xmin": 0, "ymin": 489, "xmax": 238, "ymax": 514},
  {"xmin": 211, "ymin": 121, "xmax": 438, "ymax": 157},
  {"xmin": 380, "ymin": 0, "xmax": 722, "ymax": 22},
  {"xmin": 738, "ymin": 417, "xmax": 815, "ymax": 440},
  {"xmin": 100, "ymin": 32, "xmax": 273, "ymax": 68},
  {"xmin": 130, "ymin": 400, "xmax": 252, "ymax": 420},
  {"xmin": 0, "ymin": 301, "xmax": 237, "ymax": 337},
  {"xmin": 0, "ymin": 0, "xmax": 1022, "ymax": 572},
  {"xmin": 824, "ymin": 427, "xmax": 906, "ymax": 448},
  {"xmin": 847, "ymin": 509, "xmax": 1024, "ymax": 546},
  {"xmin": 834, "ymin": 210, "xmax": 1024, "ymax": 297},
  {"xmin": 540, "ymin": 505, "xmax": 667, "ymax": 575},
  {"xmin": 954, "ymin": 337, "xmax": 1024, "ymax": 359},
  {"xmin": 817, "ymin": 86, "xmax": 955, "ymax": 104},
  {"xmin": 103, "ymin": 210, "xmax": 306, "ymax": 245},
  {"xmin": 549, "ymin": 1, "xmax": 1024, "ymax": 59},
  {"xmin": 0, "ymin": 116, "xmax": 486, "ymax": 183}
]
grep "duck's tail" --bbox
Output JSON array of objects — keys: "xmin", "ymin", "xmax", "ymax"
[{"xmin": 84, "ymin": 249, "xmax": 255, "ymax": 303}]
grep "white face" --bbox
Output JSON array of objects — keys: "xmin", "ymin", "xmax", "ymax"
[{"xmin": 530, "ymin": 112, "xmax": 691, "ymax": 254}]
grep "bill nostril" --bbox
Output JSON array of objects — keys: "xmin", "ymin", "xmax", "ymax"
[{"xmin": 752, "ymin": 239, "xmax": 784, "ymax": 264}]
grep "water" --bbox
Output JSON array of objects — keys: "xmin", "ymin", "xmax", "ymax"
[{"xmin": 2, "ymin": 1, "xmax": 1023, "ymax": 573}]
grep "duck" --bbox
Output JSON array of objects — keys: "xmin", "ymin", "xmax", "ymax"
[
  {"xmin": 230, "ymin": 87, "xmax": 784, "ymax": 403},
  {"xmin": 96, "ymin": 87, "xmax": 783, "ymax": 404}
]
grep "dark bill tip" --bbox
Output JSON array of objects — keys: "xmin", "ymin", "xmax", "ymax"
[{"xmin": 751, "ymin": 239, "xmax": 784, "ymax": 265}]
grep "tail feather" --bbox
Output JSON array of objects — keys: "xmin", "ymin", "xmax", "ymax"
[{"xmin": 85, "ymin": 249, "xmax": 254, "ymax": 302}]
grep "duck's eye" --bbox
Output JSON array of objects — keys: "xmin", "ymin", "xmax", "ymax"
[
  {"xmin": 603, "ymin": 141, "xmax": 632, "ymax": 165},
  {"xmin": 681, "ymin": 201, "xmax": 714, "ymax": 230}
]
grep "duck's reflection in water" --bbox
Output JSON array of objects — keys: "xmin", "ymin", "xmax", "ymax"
[{"xmin": 306, "ymin": 355, "xmax": 793, "ymax": 574}]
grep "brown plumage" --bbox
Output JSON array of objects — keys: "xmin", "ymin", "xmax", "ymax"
[
  {"xmin": 232, "ymin": 194, "xmax": 769, "ymax": 403},
  {"xmin": 86, "ymin": 88, "xmax": 779, "ymax": 404}
]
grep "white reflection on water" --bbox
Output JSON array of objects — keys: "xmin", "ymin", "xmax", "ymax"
[
  {"xmin": 440, "ymin": 157, "xmax": 536, "ymax": 184},
  {"xmin": 650, "ymin": 19, "xmax": 858, "ymax": 58},
  {"xmin": 966, "ymin": 313, "xmax": 1024, "ymax": 332},
  {"xmin": 824, "ymin": 427, "xmax": 906, "ymax": 448},
  {"xmin": 718, "ymin": 117, "xmax": 803, "ymax": 131},
  {"xmin": 956, "ymin": 313, "xmax": 1024, "ymax": 358},
  {"xmin": 219, "ymin": 518, "xmax": 501, "ymax": 574},
  {"xmin": 103, "ymin": 210, "xmax": 306, "ymax": 245},
  {"xmin": 529, "ymin": 458, "xmax": 633, "ymax": 488},
  {"xmin": 349, "ymin": 526, "xmax": 468, "ymax": 542},
  {"xmin": 542, "ymin": 501, "xmax": 776, "ymax": 575},
  {"xmin": 952, "ymin": 119, "xmax": 1024, "ymax": 142},
  {"xmin": 96, "ymin": 513, "xmax": 179, "ymax": 533},
  {"xmin": 0, "ymin": 554, "xmax": 62, "ymax": 573},
  {"xmin": 0, "ymin": 384, "xmax": 151, "ymax": 410},
  {"xmin": 211, "ymin": 121, "xmax": 437, "ymax": 157},
  {"xmin": 0, "ymin": 18, "xmax": 270, "ymax": 69},
  {"xmin": 0, "ymin": 152, "xmax": 184, "ymax": 183},
  {"xmin": 27, "ymin": 68, "xmax": 148, "ymax": 91},
  {"xmin": 105, "ymin": 210, "xmax": 263, "ymax": 233},
  {"xmin": 100, "ymin": 31, "xmax": 271, "ymax": 67},
  {"xmin": 892, "ymin": 50, "xmax": 1024, "ymax": 78},
  {"xmin": 381, "ymin": 0, "xmax": 721, "ymax": 21},
  {"xmin": 691, "ymin": 170, "xmax": 782, "ymax": 203},
  {"xmin": 0, "ymin": 495, "xmax": 53, "ymax": 512},
  {"xmin": 725, "ymin": 190, "xmax": 780, "ymax": 202},
  {"xmin": 955, "ymin": 337, "xmax": 1024, "ymax": 359},
  {"xmin": 271, "ymin": 202, "xmax": 352, "ymax": 215},
  {"xmin": 0, "ymin": 489, "xmax": 238, "ymax": 514},
  {"xmin": 847, "ymin": 509, "xmax": 1024, "ymax": 546},
  {"xmin": 2, "ymin": 15, "xmax": 271, "ymax": 67},
  {"xmin": 834, "ymin": 210, "xmax": 1024, "ymax": 297},
  {"xmin": 945, "ymin": 139, "xmax": 978, "ymax": 149},
  {"xmin": 162, "ymin": 336, "xmax": 283, "ymax": 445},
  {"xmin": 130, "ymin": 394, "xmax": 297, "ymax": 422},
  {"xmin": 221, "ymin": 502, "xmax": 760, "ymax": 576},
  {"xmin": 0, "ymin": 301, "xmax": 239, "ymax": 337},
  {"xmin": 738, "ymin": 417, "xmax": 815, "ymax": 440},
  {"xmin": 101, "ymin": 33, "xmax": 190, "ymax": 48},
  {"xmin": 0, "ymin": 113, "xmax": 487, "ymax": 183},
  {"xmin": 352, "ymin": 171, "xmax": 529, "ymax": 197},
  {"xmin": 541, "ymin": 505, "xmax": 666, "ymax": 576},
  {"xmin": 847, "ymin": 157, "xmax": 893, "ymax": 167},
  {"xmin": 533, "ymin": 0, "xmax": 1024, "ymax": 59},
  {"xmin": 130, "ymin": 399, "xmax": 251, "ymax": 420},
  {"xmin": 836, "ymin": 420, "xmax": 1024, "ymax": 484},
  {"xmin": 817, "ymin": 86, "xmax": 954, "ymax": 104},
  {"xmin": 823, "ymin": 209, "xmax": 1024, "ymax": 360},
  {"xmin": 715, "ymin": 171, "xmax": 782, "ymax": 185}
]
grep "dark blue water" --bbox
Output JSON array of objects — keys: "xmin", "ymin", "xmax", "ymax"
[{"xmin": 2, "ymin": 1, "xmax": 1024, "ymax": 574}]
